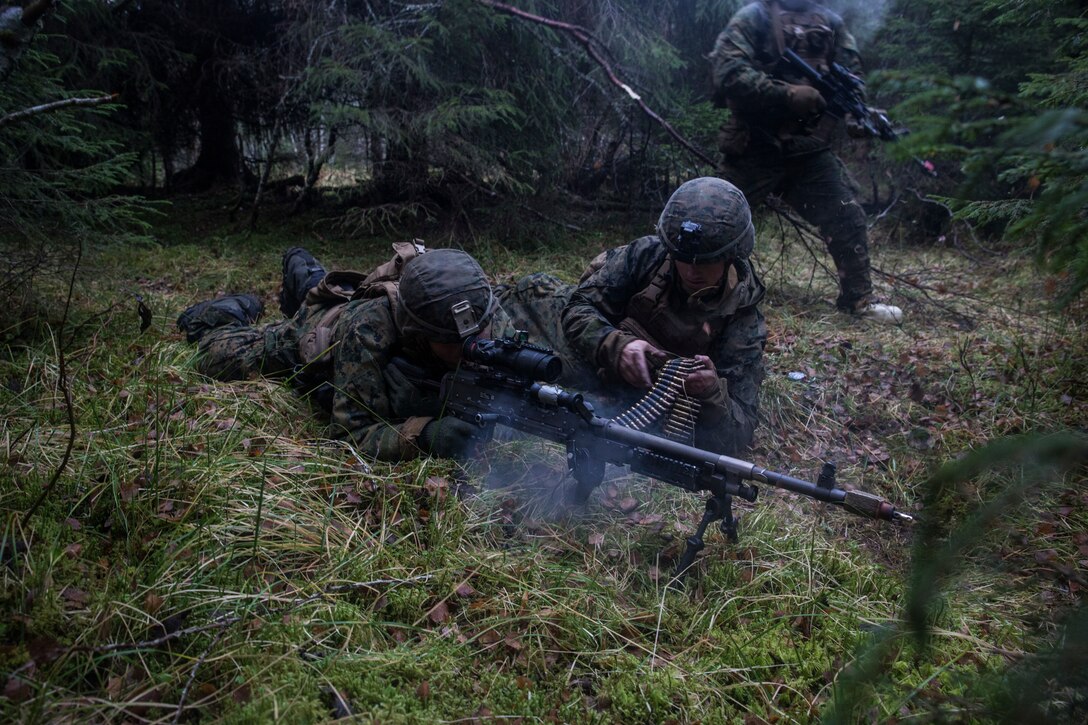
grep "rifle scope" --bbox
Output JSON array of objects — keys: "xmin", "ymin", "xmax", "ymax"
[{"xmin": 463, "ymin": 336, "xmax": 562, "ymax": 383}]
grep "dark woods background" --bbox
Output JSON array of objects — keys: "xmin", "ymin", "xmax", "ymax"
[{"xmin": 1, "ymin": 0, "xmax": 1086, "ymax": 298}]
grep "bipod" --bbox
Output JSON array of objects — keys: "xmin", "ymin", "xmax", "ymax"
[{"xmin": 670, "ymin": 494, "xmax": 739, "ymax": 586}]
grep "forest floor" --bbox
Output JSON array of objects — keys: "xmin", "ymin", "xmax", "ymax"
[{"xmin": 1, "ymin": 192, "xmax": 1086, "ymax": 723}]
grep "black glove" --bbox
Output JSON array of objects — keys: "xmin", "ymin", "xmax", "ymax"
[{"xmin": 418, "ymin": 416, "xmax": 488, "ymax": 458}]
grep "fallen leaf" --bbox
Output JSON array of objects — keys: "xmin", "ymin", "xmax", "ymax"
[
  {"xmin": 416, "ymin": 681, "xmax": 430, "ymax": 700},
  {"xmin": 27, "ymin": 637, "xmax": 63, "ymax": 665},
  {"xmin": 427, "ymin": 601, "xmax": 450, "ymax": 624},
  {"xmin": 62, "ymin": 587, "xmax": 90, "ymax": 605},
  {"xmin": 618, "ymin": 497, "xmax": 639, "ymax": 513},
  {"xmin": 144, "ymin": 592, "xmax": 164, "ymax": 614},
  {"xmin": 588, "ymin": 533, "xmax": 604, "ymax": 546},
  {"xmin": 63, "ymin": 543, "xmax": 82, "ymax": 558},
  {"xmin": 425, "ymin": 476, "xmax": 449, "ymax": 500},
  {"xmin": 3, "ymin": 677, "xmax": 32, "ymax": 703},
  {"xmin": 455, "ymin": 583, "xmax": 476, "ymax": 598}
]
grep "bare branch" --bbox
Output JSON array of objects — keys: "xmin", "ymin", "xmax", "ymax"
[
  {"xmin": 0, "ymin": 94, "xmax": 118, "ymax": 128},
  {"xmin": 473, "ymin": 0, "xmax": 716, "ymax": 169}
]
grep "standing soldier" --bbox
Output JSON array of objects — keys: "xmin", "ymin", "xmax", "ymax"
[
  {"xmin": 709, "ymin": 0, "xmax": 902, "ymax": 323},
  {"xmin": 561, "ymin": 177, "xmax": 767, "ymax": 457}
]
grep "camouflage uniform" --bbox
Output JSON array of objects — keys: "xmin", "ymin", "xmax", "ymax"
[
  {"xmin": 709, "ymin": 0, "xmax": 873, "ymax": 311},
  {"xmin": 190, "ymin": 255, "xmax": 579, "ymax": 461},
  {"xmin": 561, "ymin": 229, "xmax": 766, "ymax": 456}
]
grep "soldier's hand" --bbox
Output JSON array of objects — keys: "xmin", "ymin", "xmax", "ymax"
[
  {"xmin": 683, "ymin": 355, "xmax": 719, "ymax": 399},
  {"xmin": 618, "ymin": 339, "xmax": 667, "ymax": 389},
  {"xmin": 419, "ymin": 416, "xmax": 489, "ymax": 458},
  {"xmin": 845, "ymin": 113, "xmax": 867, "ymax": 138},
  {"xmin": 786, "ymin": 84, "xmax": 826, "ymax": 115}
]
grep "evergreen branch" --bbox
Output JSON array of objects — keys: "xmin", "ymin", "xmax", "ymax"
[
  {"xmin": 473, "ymin": 0, "xmax": 716, "ymax": 168},
  {"xmin": 0, "ymin": 93, "xmax": 118, "ymax": 128}
]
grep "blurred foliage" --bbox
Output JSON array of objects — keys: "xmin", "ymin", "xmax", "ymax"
[
  {"xmin": 826, "ymin": 432, "xmax": 1088, "ymax": 724},
  {"xmin": 870, "ymin": 0, "xmax": 1088, "ymax": 306}
]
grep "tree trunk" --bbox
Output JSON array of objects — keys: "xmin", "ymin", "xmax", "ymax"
[{"xmin": 171, "ymin": 55, "xmax": 246, "ymax": 192}]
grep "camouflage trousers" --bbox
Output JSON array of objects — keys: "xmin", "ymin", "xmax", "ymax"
[
  {"xmin": 195, "ymin": 302, "xmax": 322, "ymax": 383},
  {"xmin": 718, "ymin": 147, "xmax": 873, "ymax": 311},
  {"xmin": 495, "ymin": 272, "xmax": 598, "ymax": 391}
]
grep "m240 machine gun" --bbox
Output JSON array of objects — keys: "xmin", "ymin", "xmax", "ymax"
[{"xmin": 395, "ymin": 335, "xmax": 913, "ymax": 576}]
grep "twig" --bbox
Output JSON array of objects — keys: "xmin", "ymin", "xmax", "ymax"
[
  {"xmin": 172, "ymin": 628, "xmax": 226, "ymax": 723},
  {"xmin": 23, "ymin": 244, "xmax": 82, "ymax": 524},
  {"xmin": 0, "ymin": 94, "xmax": 118, "ymax": 128},
  {"xmin": 473, "ymin": 0, "xmax": 716, "ymax": 169}
]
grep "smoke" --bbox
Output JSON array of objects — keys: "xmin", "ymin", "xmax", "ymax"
[{"xmin": 825, "ymin": 0, "xmax": 896, "ymax": 49}]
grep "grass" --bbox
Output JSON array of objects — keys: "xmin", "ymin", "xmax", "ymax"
[{"xmin": 1, "ymin": 192, "xmax": 1086, "ymax": 723}]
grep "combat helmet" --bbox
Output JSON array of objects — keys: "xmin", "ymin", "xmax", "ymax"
[
  {"xmin": 395, "ymin": 249, "xmax": 497, "ymax": 343},
  {"xmin": 657, "ymin": 177, "xmax": 755, "ymax": 264}
]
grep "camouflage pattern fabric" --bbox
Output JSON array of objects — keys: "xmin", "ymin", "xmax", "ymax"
[
  {"xmin": 708, "ymin": 0, "xmax": 874, "ymax": 311},
  {"xmin": 195, "ymin": 298, "xmax": 321, "ymax": 381},
  {"xmin": 709, "ymin": 0, "xmax": 863, "ymax": 146},
  {"xmin": 494, "ymin": 272, "xmax": 597, "ymax": 390},
  {"xmin": 561, "ymin": 236, "xmax": 767, "ymax": 456},
  {"xmin": 192, "ymin": 273, "xmax": 590, "ymax": 462}
]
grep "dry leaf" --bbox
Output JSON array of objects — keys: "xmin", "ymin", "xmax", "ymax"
[
  {"xmin": 588, "ymin": 533, "xmax": 604, "ymax": 546},
  {"xmin": 62, "ymin": 587, "xmax": 90, "ymax": 605},
  {"xmin": 144, "ymin": 592, "xmax": 164, "ymax": 614},
  {"xmin": 4, "ymin": 677, "xmax": 32, "ymax": 703},
  {"xmin": 427, "ymin": 601, "xmax": 450, "ymax": 624},
  {"xmin": 455, "ymin": 583, "xmax": 476, "ymax": 598}
]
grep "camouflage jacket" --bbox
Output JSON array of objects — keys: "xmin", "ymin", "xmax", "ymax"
[
  {"xmin": 327, "ymin": 296, "xmax": 520, "ymax": 461},
  {"xmin": 709, "ymin": 1, "xmax": 862, "ymax": 145},
  {"xmin": 561, "ymin": 236, "xmax": 767, "ymax": 455}
]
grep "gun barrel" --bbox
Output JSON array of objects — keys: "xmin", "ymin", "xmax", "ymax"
[{"xmin": 596, "ymin": 419, "xmax": 908, "ymax": 522}]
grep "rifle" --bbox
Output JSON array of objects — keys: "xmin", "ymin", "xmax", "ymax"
[
  {"xmin": 394, "ymin": 334, "xmax": 914, "ymax": 577},
  {"xmin": 782, "ymin": 48, "xmax": 937, "ymax": 177}
]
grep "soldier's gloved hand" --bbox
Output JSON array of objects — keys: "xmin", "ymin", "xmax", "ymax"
[
  {"xmin": 384, "ymin": 363, "xmax": 425, "ymax": 416},
  {"xmin": 845, "ymin": 113, "xmax": 868, "ymax": 138},
  {"xmin": 786, "ymin": 84, "xmax": 826, "ymax": 115},
  {"xmin": 419, "ymin": 416, "xmax": 487, "ymax": 458},
  {"xmin": 618, "ymin": 339, "xmax": 668, "ymax": 389},
  {"xmin": 683, "ymin": 355, "xmax": 720, "ymax": 399}
]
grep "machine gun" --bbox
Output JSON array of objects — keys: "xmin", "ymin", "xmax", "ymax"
[
  {"xmin": 394, "ymin": 334, "xmax": 913, "ymax": 577},
  {"xmin": 782, "ymin": 48, "xmax": 936, "ymax": 177}
]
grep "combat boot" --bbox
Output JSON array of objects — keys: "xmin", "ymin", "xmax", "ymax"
[
  {"xmin": 279, "ymin": 246, "xmax": 327, "ymax": 317},
  {"xmin": 176, "ymin": 294, "xmax": 264, "ymax": 343}
]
